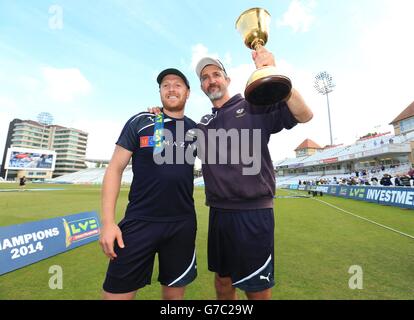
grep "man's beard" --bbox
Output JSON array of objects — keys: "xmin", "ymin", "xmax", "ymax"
[
  {"xmin": 163, "ymin": 104, "xmax": 185, "ymax": 112},
  {"xmin": 161, "ymin": 97, "xmax": 186, "ymax": 113},
  {"xmin": 206, "ymin": 85, "xmax": 225, "ymax": 101}
]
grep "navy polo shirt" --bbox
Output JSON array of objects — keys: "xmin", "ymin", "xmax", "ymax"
[{"xmin": 116, "ymin": 112, "xmax": 197, "ymax": 222}]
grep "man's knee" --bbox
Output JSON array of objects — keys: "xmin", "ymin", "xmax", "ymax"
[
  {"xmin": 162, "ymin": 286, "xmax": 185, "ymax": 300},
  {"xmin": 215, "ymin": 274, "xmax": 237, "ymax": 300},
  {"xmin": 245, "ymin": 288, "xmax": 272, "ymax": 300},
  {"xmin": 215, "ymin": 274, "xmax": 234, "ymax": 294},
  {"xmin": 102, "ymin": 290, "xmax": 137, "ymax": 300},
  {"xmin": 215, "ymin": 275, "xmax": 232, "ymax": 289}
]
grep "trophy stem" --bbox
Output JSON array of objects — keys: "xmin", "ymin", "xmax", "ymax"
[{"xmin": 251, "ymin": 39, "xmax": 265, "ymax": 51}]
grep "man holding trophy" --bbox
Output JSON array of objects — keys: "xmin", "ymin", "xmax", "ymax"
[{"xmin": 195, "ymin": 8, "xmax": 313, "ymax": 300}]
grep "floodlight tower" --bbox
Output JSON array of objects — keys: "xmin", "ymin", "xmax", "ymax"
[
  {"xmin": 314, "ymin": 71, "xmax": 335, "ymax": 146},
  {"xmin": 37, "ymin": 112, "xmax": 54, "ymax": 148}
]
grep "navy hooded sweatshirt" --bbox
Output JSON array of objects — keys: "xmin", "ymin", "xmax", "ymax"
[{"xmin": 197, "ymin": 94, "xmax": 298, "ymax": 210}]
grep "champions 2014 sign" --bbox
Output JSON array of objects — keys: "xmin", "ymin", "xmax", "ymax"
[
  {"xmin": 0, "ymin": 211, "xmax": 100, "ymax": 275},
  {"xmin": 285, "ymin": 184, "xmax": 414, "ymax": 210}
]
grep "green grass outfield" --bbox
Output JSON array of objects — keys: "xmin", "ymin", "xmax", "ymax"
[{"xmin": 0, "ymin": 183, "xmax": 413, "ymax": 300}]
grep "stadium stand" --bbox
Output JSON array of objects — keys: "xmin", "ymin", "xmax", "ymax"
[
  {"xmin": 274, "ymin": 129, "xmax": 414, "ymax": 188},
  {"xmin": 50, "ymin": 167, "xmax": 132, "ymax": 184}
]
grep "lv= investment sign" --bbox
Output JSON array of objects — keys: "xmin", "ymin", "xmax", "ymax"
[
  {"xmin": 0, "ymin": 212, "xmax": 101, "ymax": 275},
  {"xmin": 293, "ymin": 185, "xmax": 414, "ymax": 210}
]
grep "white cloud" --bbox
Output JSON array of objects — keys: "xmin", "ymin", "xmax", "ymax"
[
  {"xmin": 190, "ymin": 44, "xmax": 218, "ymax": 70},
  {"xmin": 277, "ymin": 0, "xmax": 317, "ymax": 33},
  {"xmin": 190, "ymin": 43, "xmax": 232, "ymax": 71},
  {"xmin": 226, "ymin": 63, "xmax": 254, "ymax": 98},
  {"xmin": 356, "ymin": 0, "xmax": 414, "ymax": 110},
  {"xmin": 42, "ymin": 67, "xmax": 92, "ymax": 103}
]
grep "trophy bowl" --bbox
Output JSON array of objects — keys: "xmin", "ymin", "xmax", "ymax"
[{"xmin": 236, "ymin": 8, "xmax": 292, "ymax": 105}]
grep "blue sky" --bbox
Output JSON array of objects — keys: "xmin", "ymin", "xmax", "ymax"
[{"xmin": 1, "ymin": 0, "xmax": 413, "ymax": 161}]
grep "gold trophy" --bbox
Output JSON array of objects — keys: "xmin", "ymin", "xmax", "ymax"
[{"xmin": 236, "ymin": 8, "xmax": 292, "ymax": 105}]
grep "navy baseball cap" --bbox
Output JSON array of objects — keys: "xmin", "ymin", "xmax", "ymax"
[{"xmin": 157, "ymin": 68, "xmax": 190, "ymax": 89}]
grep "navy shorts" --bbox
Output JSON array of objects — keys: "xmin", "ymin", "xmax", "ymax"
[
  {"xmin": 208, "ymin": 208, "xmax": 275, "ymax": 293},
  {"xmin": 103, "ymin": 217, "xmax": 197, "ymax": 294}
]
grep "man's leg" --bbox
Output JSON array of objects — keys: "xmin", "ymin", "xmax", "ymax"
[
  {"xmin": 102, "ymin": 220, "xmax": 156, "ymax": 301},
  {"xmin": 158, "ymin": 218, "xmax": 197, "ymax": 300},
  {"xmin": 245, "ymin": 288, "xmax": 272, "ymax": 300},
  {"xmin": 102, "ymin": 290, "xmax": 137, "ymax": 300},
  {"xmin": 230, "ymin": 209, "xmax": 275, "ymax": 300},
  {"xmin": 215, "ymin": 274, "xmax": 237, "ymax": 300},
  {"xmin": 162, "ymin": 286, "xmax": 186, "ymax": 300}
]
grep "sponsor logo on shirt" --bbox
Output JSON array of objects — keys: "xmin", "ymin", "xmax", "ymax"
[
  {"xmin": 140, "ymin": 136, "xmax": 155, "ymax": 148},
  {"xmin": 140, "ymin": 136, "xmax": 196, "ymax": 149},
  {"xmin": 236, "ymin": 108, "xmax": 246, "ymax": 118}
]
